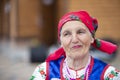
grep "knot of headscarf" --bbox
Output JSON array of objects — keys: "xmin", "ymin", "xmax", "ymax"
[{"xmin": 58, "ymin": 10, "xmax": 117, "ymax": 54}]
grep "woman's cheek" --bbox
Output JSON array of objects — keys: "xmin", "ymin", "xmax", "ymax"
[
  {"xmin": 63, "ymin": 39, "xmax": 69, "ymax": 46},
  {"xmin": 61, "ymin": 37, "xmax": 71, "ymax": 47},
  {"xmin": 80, "ymin": 35, "xmax": 91, "ymax": 44}
]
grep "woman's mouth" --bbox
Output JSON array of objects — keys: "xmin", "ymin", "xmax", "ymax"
[{"xmin": 72, "ymin": 45, "xmax": 82, "ymax": 49}]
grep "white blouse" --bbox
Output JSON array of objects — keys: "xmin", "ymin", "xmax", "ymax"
[{"xmin": 30, "ymin": 59, "xmax": 120, "ymax": 80}]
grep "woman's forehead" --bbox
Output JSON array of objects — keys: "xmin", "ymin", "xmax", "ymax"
[{"xmin": 61, "ymin": 21, "xmax": 88, "ymax": 31}]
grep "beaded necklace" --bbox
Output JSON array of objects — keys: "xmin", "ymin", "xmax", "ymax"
[
  {"xmin": 63, "ymin": 58, "xmax": 91, "ymax": 80},
  {"xmin": 84, "ymin": 65, "xmax": 90, "ymax": 80}
]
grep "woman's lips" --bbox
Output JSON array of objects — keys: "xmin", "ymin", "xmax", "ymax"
[{"xmin": 72, "ymin": 45, "xmax": 82, "ymax": 49}]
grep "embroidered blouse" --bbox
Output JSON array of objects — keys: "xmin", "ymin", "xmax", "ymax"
[{"xmin": 30, "ymin": 59, "xmax": 120, "ymax": 80}]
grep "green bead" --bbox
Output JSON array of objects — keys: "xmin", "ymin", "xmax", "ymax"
[{"xmin": 96, "ymin": 39, "xmax": 101, "ymax": 47}]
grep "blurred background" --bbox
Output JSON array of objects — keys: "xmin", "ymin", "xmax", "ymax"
[{"xmin": 0, "ymin": 0, "xmax": 120, "ymax": 80}]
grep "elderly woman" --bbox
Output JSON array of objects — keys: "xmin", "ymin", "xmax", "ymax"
[{"xmin": 30, "ymin": 10, "xmax": 120, "ymax": 80}]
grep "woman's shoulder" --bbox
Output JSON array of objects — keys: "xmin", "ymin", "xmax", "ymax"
[
  {"xmin": 38, "ymin": 62, "xmax": 47, "ymax": 69},
  {"xmin": 30, "ymin": 62, "xmax": 47, "ymax": 80},
  {"xmin": 36, "ymin": 62, "xmax": 47, "ymax": 75},
  {"xmin": 104, "ymin": 66, "xmax": 120, "ymax": 80},
  {"xmin": 33, "ymin": 62, "xmax": 47, "ymax": 73},
  {"xmin": 93, "ymin": 58, "xmax": 120, "ymax": 79}
]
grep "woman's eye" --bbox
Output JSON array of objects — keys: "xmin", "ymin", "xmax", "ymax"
[
  {"xmin": 63, "ymin": 32, "xmax": 70, "ymax": 36},
  {"xmin": 77, "ymin": 30, "xmax": 85, "ymax": 34},
  {"xmin": 64, "ymin": 33, "xmax": 69, "ymax": 36}
]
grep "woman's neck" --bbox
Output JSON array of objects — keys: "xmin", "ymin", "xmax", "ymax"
[{"xmin": 65, "ymin": 54, "xmax": 90, "ymax": 70}]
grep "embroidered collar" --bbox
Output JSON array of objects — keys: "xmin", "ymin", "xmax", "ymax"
[{"xmin": 62, "ymin": 56, "xmax": 91, "ymax": 80}]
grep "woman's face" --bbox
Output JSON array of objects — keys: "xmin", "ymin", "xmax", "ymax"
[{"xmin": 60, "ymin": 21, "xmax": 94, "ymax": 59}]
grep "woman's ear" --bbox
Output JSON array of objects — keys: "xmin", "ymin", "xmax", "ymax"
[
  {"xmin": 58, "ymin": 41, "xmax": 61, "ymax": 45},
  {"xmin": 59, "ymin": 41, "xmax": 63, "ymax": 47},
  {"xmin": 60, "ymin": 45, "xmax": 63, "ymax": 47},
  {"xmin": 58, "ymin": 37, "xmax": 62, "ymax": 47},
  {"xmin": 91, "ymin": 37, "xmax": 94, "ymax": 44}
]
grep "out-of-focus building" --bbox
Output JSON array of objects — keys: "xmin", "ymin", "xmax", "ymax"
[{"xmin": 0, "ymin": 0, "xmax": 120, "ymax": 46}]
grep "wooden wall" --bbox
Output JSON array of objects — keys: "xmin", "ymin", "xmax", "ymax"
[
  {"xmin": 0, "ymin": 0, "xmax": 4, "ymax": 38},
  {"xmin": 0, "ymin": 0, "xmax": 120, "ymax": 45},
  {"xmin": 17, "ymin": 0, "xmax": 59, "ymax": 45},
  {"xmin": 18, "ymin": 0, "xmax": 40, "ymax": 39},
  {"xmin": 0, "ymin": 0, "xmax": 10, "ymax": 39}
]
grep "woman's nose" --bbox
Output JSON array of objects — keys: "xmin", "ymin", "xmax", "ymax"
[{"xmin": 72, "ymin": 34, "xmax": 79, "ymax": 43}]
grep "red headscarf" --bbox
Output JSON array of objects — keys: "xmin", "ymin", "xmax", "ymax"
[{"xmin": 58, "ymin": 10, "xmax": 117, "ymax": 54}]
